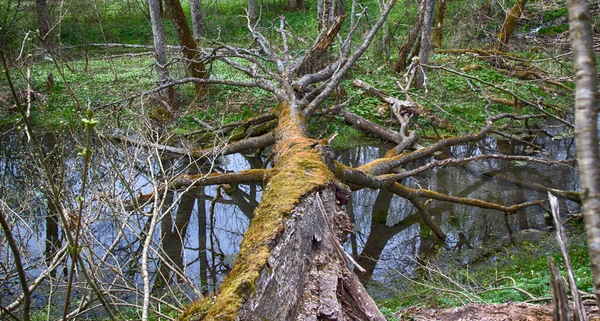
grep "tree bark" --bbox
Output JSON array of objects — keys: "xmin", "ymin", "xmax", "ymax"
[
  {"xmin": 431, "ymin": 0, "xmax": 446, "ymax": 48},
  {"xmin": 36, "ymin": 0, "xmax": 52, "ymax": 41},
  {"xmin": 248, "ymin": 0, "xmax": 258, "ymax": 22},
  {"xmin": 190, "ymin": 0, "xmax": 205, "ymax": 41},
  {"xmin": 149, "ymin": 0, "xmax": 176, "ymax": 109},
  {"xmin": 163, "ymin": 0, "xmax": 208, "ymax": 95},
  {"xmin": 392, "ymin": 0, "xmax": 425, "ymax": 72},
  {"xmin": 414, "ymin": 0, "xmax": 435, "ymax": 89},
  {"xmin": 494, "ymin": 0, "xmax": 527, "ymax": 51},
  {"xmin": 180, "ymin": 102, "xmax": 386, "ymax": 321},
  {"xmin": 567, "ymin": 0, "xmax": 600, "ymax": 308}
]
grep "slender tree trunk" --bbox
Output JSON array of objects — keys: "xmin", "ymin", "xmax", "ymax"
[
  {"xmin": 163, "ymin": 0, "xmax": 208, "ymax": 95},
  {"xmin": 415, "ymin": 0, "xmax": 435, "ymax": 89},
  {"xmin": 568, "ymin": 0, "xmax": 600, "ymax": 307},
  {"xmin": 377, "ymin": 0, "xmax": 390, "ymax": 61},
  {"xmin": 392, "ymin": 0, "xmax": 425, "ymax": 72},
  {"xmin": 36, "ymin": 0, "xmax": 52, "ymax": 41},
  {"xmin": 431, "ymin": 0, "xmax": 446, "ymax": 48},
  {"xmin": 148, "ymin": 0, "xmax": 176, "ymax": 109},
  {"xmin": 190, "ymin": 0, "xmax": 205, "ymax": 41},
  {"xmin": 248, "ymin": 0, "xmax": 258, "ymax": 22},
  {"xmin": 494, "ymin": 0, "xmax": 527, "ymax": 51}
]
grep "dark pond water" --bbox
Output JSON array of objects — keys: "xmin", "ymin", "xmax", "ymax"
[{"xmin": 0, "ymin": 125, "xmax": 579, "ymax": 315}]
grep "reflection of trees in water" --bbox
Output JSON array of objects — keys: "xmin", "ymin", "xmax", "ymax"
[
  {"xmin": 343, "ymin": 136, "xmax": 577, "ymax": 285},
  {"xmin": 0, "ymin": 133, "xmax": 266, "ymax": 318},
  {"xmin": 0, "ymin": 130, "xmax": 578, "ymax": 317}
]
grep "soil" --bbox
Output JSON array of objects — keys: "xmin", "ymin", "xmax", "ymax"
[{"xmin": 396, "ymin": 301, "xmax": 600, "ymax": 321}]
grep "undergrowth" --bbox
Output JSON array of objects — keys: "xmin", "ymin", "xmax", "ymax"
[{"xmin": 377, "ymin": 224, "xmax": 592, "ymax": 312}]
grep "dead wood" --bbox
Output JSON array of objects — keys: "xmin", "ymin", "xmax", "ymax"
[
  {"xmin": 392, "ymin": 0, "xmax": 425, "ymax": 72},
  {"xmin": 548, "ymin": 257, "xmax": 571, "ymax": 321},
  {"xmin": 294, "ymin": 15, "xmax": 346, "ymax": 78},
  {"xmin": 352, "ymin": 78, "xmax": 450, "ymax": 129},
  {"xmin": 494, "ymin": 0, "xmax": 527, "ymax": 51}
]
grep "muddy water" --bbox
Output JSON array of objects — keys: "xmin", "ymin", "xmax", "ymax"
[{"xmin": 0, "ymin": 128, "xmax": 579, "ymax": 309}]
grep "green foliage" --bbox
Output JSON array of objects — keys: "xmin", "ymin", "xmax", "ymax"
[
  {"xmin": 542, "ymin": 8, "xmax": 568, "ymax": 22},
  {"xmin": 538, "ymin": 24, "xmax": 569, "ymax": 35}
]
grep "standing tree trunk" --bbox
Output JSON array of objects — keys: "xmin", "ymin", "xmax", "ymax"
[
  {"xmin": 248, "ymin": 0, "xmax": 258, "ymax": 22},
  {"xmin": 414, "ymin": 0, "xmax": 435, "ymax": 89},
  {"xmin": 568, "ymin": 0, "xmax": 600, "ymax": 307},
  {"xmin": 149, "ymin": 0, "xmax": 176, "ymax": 109},
  {"xmin": 317, "ymin": 0, "xmax": 336, "ymax": 30},
  {"xmin": 431, "ymin": 0, "xmax": 446, "ymax": 48},
  {"xmin": 163, "ymin": 0, "xmax": 208, "ymax": 96},
  {"xmin": 494, "ymin": 0, "xmax": 527, "ymax": 51},
  {"xmin": 190, "ymin": 0, "xmax": 205, "ymax": 42},
  {"xmin": 36, "ymin": 0, "xmax": 52, "ymax": 41},
  {"xmin": 392, "ymin": 0, "xmax": 425, "ymax": 72}
]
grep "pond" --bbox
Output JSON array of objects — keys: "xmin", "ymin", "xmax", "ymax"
[{"xmin": 0, "ymin": 124, "xmax": 579, "ymax": 317}]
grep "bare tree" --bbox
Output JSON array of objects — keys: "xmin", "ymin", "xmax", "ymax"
[
  {"xmin": 414, "ymin": 0, "xmax": 435, "ymax": 89},
  {"xmin": 149, "ymin": 0, "xmax": 176, "ymax": 110},
  {"xmin": 36, "ymin": 0, "xmax": 52, "ymax": 41},
  {"xmin": 190, "ymin": 0, "xmax": 205, "ymax": 41},
  {"xmin": 163, "ymin": 0, "xmax": 208, "ymax": 95},
  {"xmin": 567, "ymin": 0, "xmax": 600, "ymax": 308}
]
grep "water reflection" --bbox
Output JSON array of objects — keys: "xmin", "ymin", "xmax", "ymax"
[{"xmin": 0, "ymin": 128, "xmax": 579, "ymax": 316}]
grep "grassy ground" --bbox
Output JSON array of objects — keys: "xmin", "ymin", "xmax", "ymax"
[{"xmin": 376, "ymin": 224, "xmax": 592, "ymax": 320}]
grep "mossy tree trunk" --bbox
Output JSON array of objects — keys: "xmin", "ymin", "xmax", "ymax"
[
  {"xmin": 494, "ymin": 0, "xmax": 527, "ymax": 51},
  {"xmin": 392, "ymin": 0, "xmax": 424, "ymax": 73},
  {"xmin": 163, "ymin": 0, "xmax": 208, "ymax": 96},
  {"xmin": 182, "ymin": 101, "xmax": 386, "ymax": 320},
  {"xmin": 431, "ymin": 0, "xmax": 446, "ymax": 48}
]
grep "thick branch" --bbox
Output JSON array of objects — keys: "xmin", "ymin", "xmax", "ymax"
[
  {"xmin": 171, "ymin": 169, "xmax": 269, "ymax": 189},
  {"xmin": 102, "ymin": 131, "xmax": 275, "ymax": 158}
]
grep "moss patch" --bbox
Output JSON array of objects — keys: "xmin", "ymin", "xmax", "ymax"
[{"xmin": 186, "ymin": 134, "xmax": 333, "ymax": 320}]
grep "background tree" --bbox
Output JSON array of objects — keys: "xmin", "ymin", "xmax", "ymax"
[
  {"xmin": 190, "ymin": 0, "xmax": 205, "ymax": 41},
  {"xmin": 149, "ymin": 0, "xmax": 176, "ymax": 110},
  {"xmin": 431, "ymin": 0, "xmax": 446, "ymax": 48},
  {"xmin": 36, "ymin": 0, "xmax": 51, "ymax": 41},
  {"xmin": 568, "ymin": 0, "xmax": 600, "ymax": 307},
  {"xmin": 414, "ymin": 0, "xmax": 435, "ymax": 89},
  {"xmin": 163, "ymin": 0, "xmax": 208, "ymax": 95}
]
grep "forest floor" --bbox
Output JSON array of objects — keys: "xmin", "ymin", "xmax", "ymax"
[{"xmin": 396, "ymin": 301, "xmax": 600, "ymax": 320}]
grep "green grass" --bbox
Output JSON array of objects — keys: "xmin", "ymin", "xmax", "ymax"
[{"xmin": 377, "ymin": 225, "xmax": 593, "ymax": 311}]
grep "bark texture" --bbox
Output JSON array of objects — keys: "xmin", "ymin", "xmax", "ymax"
[
  {"xmin": 149, "ymin": 0, "xmax": 175, "ymax": 108},
  {"xmin": 431, "ymin": 0, "xmax": 446, "ymax": 48},
  {"xmin": 163, "ymin": 0, "xmax": 208, "ymax": 95},
  {"xmin": 415, "ymin": 0, "xmax": 435, "ymax": 89},
  {"xmin": 190, "ymin": 0, "xmax": 205, "ymax": 41},
  {"xmin": 567, "ymin": 0, "xmax": 600, "ymax": 307},
  {"xmin": 36, "ymin": 0, "xmax": 52, "ymax": 40}
]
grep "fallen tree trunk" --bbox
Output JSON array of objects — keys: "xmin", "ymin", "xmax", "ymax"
[{"xmin": 181, "ymin": 102, "xmax": 386, "ymax": 320}]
